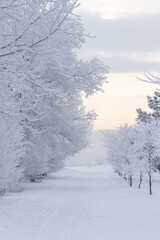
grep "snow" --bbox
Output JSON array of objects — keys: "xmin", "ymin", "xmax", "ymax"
[
  {"xmin": 0, "ymin": 166, "xmax": 160, "ymax": 240},
  {"xmin": 65, "ymin": 130, "xmax": 106, "ymax": 166}
]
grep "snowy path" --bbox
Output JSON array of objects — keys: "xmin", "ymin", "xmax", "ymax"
[{"xmin": 0, "ymin": 166, "xmax": 160, "ymax": 240}]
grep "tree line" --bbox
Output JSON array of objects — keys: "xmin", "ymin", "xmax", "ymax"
[
  {"xmin": 0, "ymin": 0, "xmax": 108, "ymax": 193},
  {"xmin": 104, "ymin": 85, "xmax": 160, "ymax": 195}
]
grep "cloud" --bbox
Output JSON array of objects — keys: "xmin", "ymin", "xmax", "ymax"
[
  {"xmin": 78, "ymin": 12, "xmax": 160, "ymax": 72},
  {"xmin": 80, "ymin": 12, "xmax": 160, "ymax": 52},
  {"xmin": 79, "ymin": 0, "xmax": 160, "ymax": 20}
]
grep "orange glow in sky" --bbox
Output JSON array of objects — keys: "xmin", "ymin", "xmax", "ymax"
[{"xmin": 85, "ymin": 72, "xmax": 157, "ymax": 129}]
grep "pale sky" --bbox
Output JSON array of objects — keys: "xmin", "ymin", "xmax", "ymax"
[
  {"xmin": 78, "ymin": 0, "xmax": 160, "ymax": 129},
  {"xmin": 79, "ymin": 0, "xmax": 160, "ymax": 19}
]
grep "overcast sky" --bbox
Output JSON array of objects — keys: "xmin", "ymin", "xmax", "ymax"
[
  {"xmin": 79, "ymin": 0, "xmax": 160, "ymax": 19},
  {"xmin": 77, "ymin": 0, "xmax": 160, "ymax": 129},
  {"xmin": 78, "ymin": 1, "xmax": 160, "ymax": 73}
]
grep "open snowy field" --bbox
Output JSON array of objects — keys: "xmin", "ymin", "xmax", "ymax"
[{"xmin": 0, "ymin": 166, "xmax": 160, "ymax": 240}]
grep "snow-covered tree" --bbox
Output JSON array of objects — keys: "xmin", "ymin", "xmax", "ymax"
[
  {"xmin": 134, "ymin": 121, "xmax": 160, "ymax": 195},
  {"xmin": 136, "ymin": 89, "xmax": 160, "ymax": 172},
  {"xmin": 104, "ymin": 121, "xmax": 160, "ymax": 194},
  {"xmin": 0, "ymin": 83, "xmax": 24, "ymax": 192},
  {"xmin": 0, "ymin": 0, "xmax": 108, "ymax": 185},
  {"xmin": 104, "ymin": 124, "xmax": 136, "ymax": 187},
  {"xmin": 136, "ymin": 91, "xmax": 160, "ymax": 123}
]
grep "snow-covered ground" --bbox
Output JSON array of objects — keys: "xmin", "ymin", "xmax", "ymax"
[{"xmin": 0, "ymin": 166, "xmax": 160, "ymax": 240}]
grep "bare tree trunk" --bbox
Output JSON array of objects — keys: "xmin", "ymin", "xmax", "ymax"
[
  {"xmin": 129, "ymin": 175, "xmax": 132, "ymax": 187},
  {"xmin": 124, "ymin": 175, "xmax": 127, "ymax": 181},
  {"xmin": 149, "ymin": 173, "xmax": 152, "ymax": 195},
  {"xmin": 138, "ymin": 172, "xmax": 143, "ymax": 189}
]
